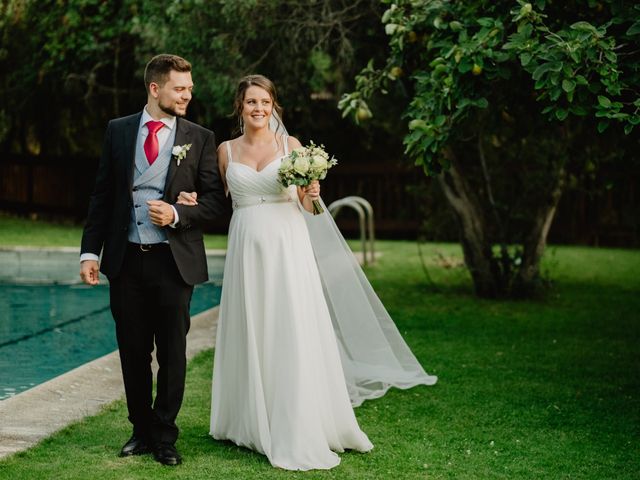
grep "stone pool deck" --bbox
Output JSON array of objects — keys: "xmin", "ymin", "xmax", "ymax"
[{"xmin": 0, "ymin": 305, "xmax": 219, "ymax": 459}]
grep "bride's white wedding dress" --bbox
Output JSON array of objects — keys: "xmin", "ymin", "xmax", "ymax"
[
  {"xmin": 210, "ymin": 134, "xmax": 437, "ymax": 470},
  {"xmin": 210, "ymin": 138, "xmax": 372, "ymax": 470}
]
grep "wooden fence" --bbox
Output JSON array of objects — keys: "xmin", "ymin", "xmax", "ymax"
[
  {"xmin": 0, "ymin": 155, "xmax": 423, "ymax": 236},
  {"xmin": 1, "ymin": 155, "xmax": 637, "ymax": 245}
]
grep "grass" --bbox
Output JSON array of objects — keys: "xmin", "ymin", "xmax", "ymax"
[
  {"xmin": 0, "ymin": 212, "xmax": 228, "ymax": 249},
  {"xmin": 0, "ymin": 215, "xmax": 639, "ymax": 479}
]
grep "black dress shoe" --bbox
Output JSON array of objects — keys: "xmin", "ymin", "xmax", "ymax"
[
  {"xmin": 153, "ymin": 443, "xmax": 182, "ymax": 466},
  {"xmin": 119, "ymin": 435, "xmax": 151, "ymax": 457}
]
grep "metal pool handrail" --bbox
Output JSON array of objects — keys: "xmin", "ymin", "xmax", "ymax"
[{"xmin": 327, "ymin": 196, "xmax": 375, "ymax": 266}]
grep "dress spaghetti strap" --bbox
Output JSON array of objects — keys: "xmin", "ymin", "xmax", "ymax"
[{"xmin": 225, "ymin": 141, "xmax": 234, "ymax": 163}]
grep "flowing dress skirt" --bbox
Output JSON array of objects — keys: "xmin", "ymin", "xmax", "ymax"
[{"xmin": 210, "ymin": 199, "xmax": 372, "ymax": 470}]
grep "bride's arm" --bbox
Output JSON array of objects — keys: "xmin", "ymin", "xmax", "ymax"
[
  {"xmin": 217, "ymin": 141, "xmax": 230, "ymax": 197},
  {"xmin": 177, "ymin": 141, "xmax": 230, "ymax": 206}
]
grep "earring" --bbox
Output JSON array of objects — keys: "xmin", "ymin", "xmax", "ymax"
[{"xmin": 239, "ymin": 118, "xmax": 244, "ymax": 134}]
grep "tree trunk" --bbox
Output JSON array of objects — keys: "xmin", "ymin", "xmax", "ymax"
[
  {"xmin": 515, "ymin": 167, "xmax": 566, "ymax": 294},
  {"xmin": 437, "ymin": 147, "xmax": 500, "ymax": 297},
  {"xmin": 436, "ymin": 147, "xmax": 565, "ymax": 298}
]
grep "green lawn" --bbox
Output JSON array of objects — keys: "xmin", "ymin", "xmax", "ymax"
[
  {"xmin": 0, "ymin": 212, "xmax": 228, "ymax": 249},
  {"xmin": 1, "ymin": 214, "xmax": 638, "ymax": 479}
]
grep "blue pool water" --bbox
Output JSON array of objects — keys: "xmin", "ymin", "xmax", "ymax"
[{"xmin": 0, "ymin": 282, "xmax": 221, "ymax": 400}]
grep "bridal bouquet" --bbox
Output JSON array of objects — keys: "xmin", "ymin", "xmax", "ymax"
[{"xmin": 277, "ymin": 141, "xmax": 338, "ymax": 215}]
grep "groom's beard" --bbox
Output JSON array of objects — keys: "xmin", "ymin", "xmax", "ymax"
[{"xmin": 159, "ymin": 101, "xmax": 188, "ymax": 117}]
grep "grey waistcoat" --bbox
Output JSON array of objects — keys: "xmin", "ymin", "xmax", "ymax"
[{"xmin": 128, "ymin": 126, "xmax": 177, "ymax": 244}]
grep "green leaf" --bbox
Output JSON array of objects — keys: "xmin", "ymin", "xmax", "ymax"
[
  {"xmin": 429, "ymin": 57, "xmax": 445, "ymax": 67},
  {"xmin": 569, "ymin": 105, "xmax": 589, "ymax": 116},
  {"xmin": 598, "ymin": 95, "xmax": 612, "ymax": 107},
  {"xmin": 562, "ymin": 79, "xmax": 576, "ymax": 92},
  {"xmin": 597, "ymin": 120, "xmax": 609, "ymax": 133},
  {"xmin": 626, "ymin": 21, "xmax": 640, "ymax": 36},
  {"xmin": 532, "ymin": 62, "xmax": 562, "ymax": 81},
  {"xmin": 458, "ymin": 58, "xmax": 473, "ymax": 73},
  {"xmin": 610, "ymin": 112, "xmax": 628, "ymax": 119},
  {"xmin": 420, "ymin": 136, "xmax": 434, "ymax": 151},
  {"xmin": 549, "ymin": 87, "xmax": 562, "ymax": 101},
  {"xmin": 570, "ymin": 21, "xmax": 598, "ymax": 34},
  {"xmin": 385, "ymin": 24, "xmax": 398, "ymax": 35},
  {"xmin": 555, "ymin": 108, "xmax": 568, "ymax": 121},
  {"xmin": 477, "ymin": 17, "xmax": 495, "ymax": 28},
  {"xmin": 575, "ymin": 75, "xmax": 589, "ymax": 86},
  {"xmin": 381, "ymin": 8, "xmax": 393, "ymax": 24},
  {"xmin": 408, "ymin": 119, "xmax": 427, "ymax": 130},
  {"xmin": 475, "ymin": 98, "xmax": 489, "ymax": 108},
  {"xmin": 520, "ymin": 52, "xmax": 532, "ymax": 66}
]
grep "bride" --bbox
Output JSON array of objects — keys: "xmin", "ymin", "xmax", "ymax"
[{"xmin": 178, "ymin": 74, "xmax": 437, "ymax": 470}]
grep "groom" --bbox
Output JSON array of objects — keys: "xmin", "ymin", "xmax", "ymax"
[{"xmin": 80, "ymin": 54, "xmax": 226, "ymax": 466}]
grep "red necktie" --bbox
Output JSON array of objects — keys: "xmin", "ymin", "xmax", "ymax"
[{"xmin": 144, "ymin": 120, "xmax": 164, "ymax": 165}]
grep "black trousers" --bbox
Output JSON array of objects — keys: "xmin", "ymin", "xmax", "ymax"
[{"xmin": 109, "ymin": 243, "xmax": 193, "ymax": 445}]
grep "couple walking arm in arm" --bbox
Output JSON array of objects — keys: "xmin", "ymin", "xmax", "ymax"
[{"xmin": 80, "ymin": 55, "xmax": 436, "ymax": 470}]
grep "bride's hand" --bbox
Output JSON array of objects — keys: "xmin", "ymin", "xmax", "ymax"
[
  {"xmin": 300, "ymin": 181, "xmax": 320, "ymax": 201},
  {"xmin": 176, "ymin": 191, "xmax": 198, "ymax": 206}
]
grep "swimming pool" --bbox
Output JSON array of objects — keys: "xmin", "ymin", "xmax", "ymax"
[
  {"xmin": 0, "ymin": 247, "xmax": 226, "ymax": 400},
  {"xmin": 0, "ymin": 282, "xmax": 221, "ymax": 400}
]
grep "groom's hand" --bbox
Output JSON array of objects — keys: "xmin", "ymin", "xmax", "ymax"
[
  {"xmin": 177, "ymin": 191, "xmax": 198, "ymax": 206},
  {"xmin": 147, "ymin": 200, "xmax": 175, "ymax": 226},
  {"xmin": 80, "ymin": 260, "xmax": 100, "ymax": 285}
]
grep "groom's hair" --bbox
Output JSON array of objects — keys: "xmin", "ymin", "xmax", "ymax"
[{"xmin": 144, "ymin": 54, "xmax": 192, "ymax": 92}]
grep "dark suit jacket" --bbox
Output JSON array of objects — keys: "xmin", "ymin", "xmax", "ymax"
[{"xmin": 81, "ymin": 112, "xmax": 227, "ymax": 285}]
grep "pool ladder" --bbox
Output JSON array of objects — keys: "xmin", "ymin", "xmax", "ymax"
[{"xmin": 327, "ymin": 196, "xmax": 375, "ymax": 266}]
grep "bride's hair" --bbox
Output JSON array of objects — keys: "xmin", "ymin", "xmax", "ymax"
[{"xmin": 233, "ymin": 75, "xmax": 284, "ymax": 136}]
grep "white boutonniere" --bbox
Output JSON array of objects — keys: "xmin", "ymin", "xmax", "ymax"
[{"xmin": 172, "ymin": 143, "xmax": 192, "ymax": 166}]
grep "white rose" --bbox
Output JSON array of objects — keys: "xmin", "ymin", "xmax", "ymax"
[
  {"xmin": 280, "ymin": 156, "xmax": 293, "ymax": 171},
  {"xmin": 172, "ymin": 146, "xmax": 182, "ymax": 156},
  {"xmin": 293, "ymin": 157, "xmax": 310, "ymax": 174},
  {"xmin": 292, "ymin": 147, "xmax": 306, "ymax": 156},
  {"xmin": 311, "ymin": 155, "xmax": 328, "ymax": 171}
]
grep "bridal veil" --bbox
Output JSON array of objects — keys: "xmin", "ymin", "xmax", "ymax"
[{"xmin": 271, "ymin": 113, "xmax": 437, "ymax": 406}]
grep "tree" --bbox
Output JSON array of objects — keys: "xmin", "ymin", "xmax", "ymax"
[
  {"xmin": 0, "ymin": 0, "xmax": 387, "ymax": 157},
  {"xmin": 130, "ymin": 0, "xmax": 385, "ymax": 138},
  {"xmin": 341, "ymin": 0, "xmax": 640, "ymax": 297},
  {"xmin": 0, "ymin": 0, "xmax": 140, "ymax": 156}
]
